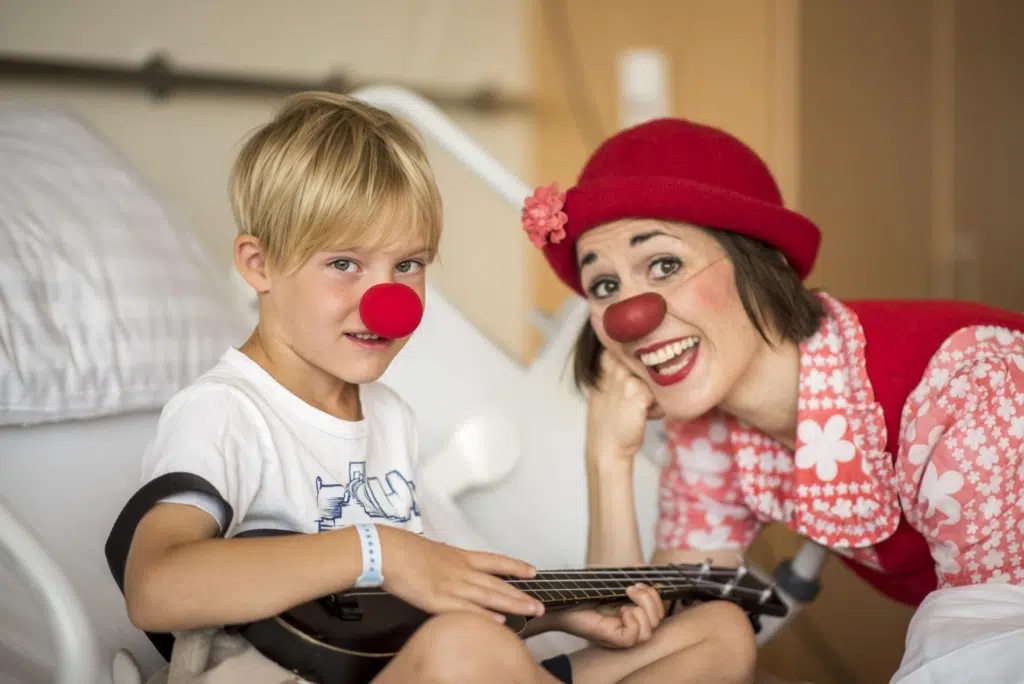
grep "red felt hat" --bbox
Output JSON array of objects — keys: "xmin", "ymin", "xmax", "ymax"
[{"xmin": 521, "ymin": 118, "xmax": 821, "ymax": 296}]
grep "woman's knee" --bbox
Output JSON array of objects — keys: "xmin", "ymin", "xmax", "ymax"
[{"xmin": 401, "ymin": 612, "xmax": 535, "ymax": 682}]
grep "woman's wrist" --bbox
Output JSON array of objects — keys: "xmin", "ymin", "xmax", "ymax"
[
  {"xmin": 585, "ymin": 440, "xmax": 636, "ymax": 474},
  {"xmin": 584, "ymin": 447, "xmax": 643, "ymax": 562}
]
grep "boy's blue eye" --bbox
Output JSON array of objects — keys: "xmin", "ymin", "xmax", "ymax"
[
  {"xmin": 396, "ymin": 260, "xmax": 423, "ymax": 274},
  {"xmin": 331, "ymin": 259, "xmax": 357, "ymax": 272}
]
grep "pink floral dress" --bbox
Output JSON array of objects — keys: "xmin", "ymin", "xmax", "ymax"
[{"xmin": 656, "ymin": 293, "xmax": 1024, "ymax": 589}]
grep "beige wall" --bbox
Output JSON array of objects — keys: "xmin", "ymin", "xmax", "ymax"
[
  {"xmin": 0, "ymin": 0, "xmax": 535, "ymax": 359},
  {"xmin": 799, "ymin": 0, "xmax": 1023, "ymax": 311},
  {"xmin": 953, "ymin": 0, "xmax": 1024, "ymax": 311},
  {"xmin": 799, "ymin": 0, "xmax": 935, "ymax": 301}
]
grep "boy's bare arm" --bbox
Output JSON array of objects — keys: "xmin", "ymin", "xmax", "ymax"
[
  {"xmin": 124, "ymin": 502, "xmax": 363, "ymax": 632},
  {"xmin": 124, "ymin": 502, "xmax": 546, "ymax": 634}
]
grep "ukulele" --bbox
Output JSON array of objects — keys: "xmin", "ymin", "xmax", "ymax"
[{"xmin": 237, "ymin": 559, "xmax": 788, "ymax": 684}]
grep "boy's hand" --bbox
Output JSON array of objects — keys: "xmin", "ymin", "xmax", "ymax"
[
  {"xmin": 377, "ymin": 526, "xmax": 545, "ymax": 622},
  {"xmin": 549, "ymin": 584, "xmax": 665, "ymax": 649}
]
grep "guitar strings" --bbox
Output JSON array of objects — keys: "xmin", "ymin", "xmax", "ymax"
[
  {"xmin": 343, "ymin": 566, "xmax": 781, "ymax": 605},
  {"xmin": 507, "ymin": 578, "xmax": 774, "ymax": 601},
  {"xmin": 500, "ymin": 564, "xmax": 747, "ymax": 574},
  {"xmin": 500, "ymin": 565, "xmax": 764, "ymax": 587},
  {"xmin": 343, "ymin": 579, "xmax": 777, "ymax": 606},
  {"xmin": 499, "ymin": 567, "xmax": 749, "ymax": 579}
]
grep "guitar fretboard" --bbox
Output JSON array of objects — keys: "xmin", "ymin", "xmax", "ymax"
[{"xmin": 497, "ymin": 563, "xmax": 777, "ymax": 608}]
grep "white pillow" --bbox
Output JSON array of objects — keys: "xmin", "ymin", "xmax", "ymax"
[{"xmin": 0, "ymin": 105, "xmax": 248, "ymax": 426}]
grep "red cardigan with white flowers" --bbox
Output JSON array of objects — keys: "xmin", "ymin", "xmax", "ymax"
[{"xmin": 656, "ymin": 294, "xmax": 1024, "ymax": 606}]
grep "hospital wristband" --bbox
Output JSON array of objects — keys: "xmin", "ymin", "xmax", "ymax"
[{"xmin": 353, "ymin": 523, "xmax": 384, "ymax": 588}]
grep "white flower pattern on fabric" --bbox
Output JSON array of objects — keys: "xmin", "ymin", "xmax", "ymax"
[
  {"xmin": 687, "ymin": 525, "xmax": 735, "ymax": 550},
  {"xmin": 919, "ymin": 463, "xmax": 964, "ymax": 526},
  {"xmin": 795, "ymin": 416, "xmax": 856, "ymax": 481},
  {"xmin": 679, "ymin": 438, "xmax": 731, "ymax": 488},
  {"xmin": 699, "ymin": 496, "xmax": 751, "ymax": 527},
  {"xmin": 907, "ymin": 425, "xmax": 944, "ymax": 466},
  {"xmin": 896, "ymin": 325, "xmax": 1024, "ymax": 588},
  {"xmin": 931, "ymin": 540, "xmax": 961, "ymax": 575}
]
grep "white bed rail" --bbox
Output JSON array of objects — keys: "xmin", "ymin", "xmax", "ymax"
[
  {"xmin": 353, "ymin": 85, "xmax": 533, "ymax": 209},
  {"xmin": 0, "ymin": 499, "xmax": 103, "ymax": 684}
]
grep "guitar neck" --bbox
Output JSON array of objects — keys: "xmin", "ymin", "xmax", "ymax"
[
  {"xmin": 499, "ymin": 563, "xmax": 765, "ymax": 610},
  {"xmin": 333, "ymin": 561, "xmax": 786, "ymax": 619}
]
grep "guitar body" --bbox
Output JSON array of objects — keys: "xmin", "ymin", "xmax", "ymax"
[{"xmin": 239, "ymin": 591, "xmax": 530, "ymax": 683}]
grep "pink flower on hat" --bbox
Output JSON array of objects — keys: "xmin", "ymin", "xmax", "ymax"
[{"xmin": 521, "ymin": 183, "xmax": 568, "ymax": 248}]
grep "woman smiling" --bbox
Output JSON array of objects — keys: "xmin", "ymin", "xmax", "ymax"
[{"xmin": 521, "ymin": 117, "xmax": 1024, "ymax": 681}]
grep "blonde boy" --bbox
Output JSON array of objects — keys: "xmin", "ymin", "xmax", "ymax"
[{"xmin": 113, "ymin": 92, "xmax": 747, "ymax": 684}]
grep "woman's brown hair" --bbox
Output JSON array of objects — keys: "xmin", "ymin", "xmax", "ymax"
[{"xmin": 572, "ymin": 228, "xmax": 826, "ymax": 391}]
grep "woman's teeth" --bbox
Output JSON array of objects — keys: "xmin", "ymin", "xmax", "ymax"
[
  {"xmin": 639, "ymin": 337, "xmax": 699, "ymax": 375},
  {"xmin": 656, "ymin": 355, "xmax": 691, "ymax": 376}
]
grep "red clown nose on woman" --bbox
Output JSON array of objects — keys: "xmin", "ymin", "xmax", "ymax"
[{"xmin": 521, "ymin": 117, "xmax": 1024, "ymax": 681}]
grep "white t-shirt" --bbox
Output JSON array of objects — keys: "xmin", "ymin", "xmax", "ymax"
[{"xmin": 142, "ymin": 347, "xmax": 423, "ymax": 537}]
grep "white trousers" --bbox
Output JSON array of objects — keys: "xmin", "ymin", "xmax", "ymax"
[{"xmin": 891, "ymin": 584, "xmax": 1024, "ymax": 684}]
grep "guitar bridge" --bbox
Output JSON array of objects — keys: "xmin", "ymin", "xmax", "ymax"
[{"xmin": 322, "ymin": 594, "xmax": 364, "ymax": 621}]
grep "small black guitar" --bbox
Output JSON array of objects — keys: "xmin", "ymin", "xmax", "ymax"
[{"xmin": 238, "ymin": 560, "xmax": 788, "ymax": 684}]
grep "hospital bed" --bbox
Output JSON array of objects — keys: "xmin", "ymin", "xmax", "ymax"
[{"xmin": 0, "ymin": 86, "xmax": 826, "ymax": 684}]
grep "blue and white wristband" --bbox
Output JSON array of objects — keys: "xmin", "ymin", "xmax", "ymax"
[{"xmin": 354, "ymin": 523, "xmax": 384, "ymax": 588}]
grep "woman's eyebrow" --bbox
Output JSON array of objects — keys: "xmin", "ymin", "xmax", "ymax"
[
  {"xmin": 578, "ymin": 230, "xmax": 679, "ymax": 268},
  {"xmin": 630, "ymin": 230, "xmax": 673, "ymax": 246}
]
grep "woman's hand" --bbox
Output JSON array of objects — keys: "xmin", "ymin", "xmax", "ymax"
[
  {"xmin": 378, "ymin": 526, "xmax": 545, "ymax": 622},
  {"xmin": 586, "ymin": 351, "xmax": 662, "ymax": 464},
  {"xmin": 547, "ymin": 584, "xmax": 665, "ymax": 649}
]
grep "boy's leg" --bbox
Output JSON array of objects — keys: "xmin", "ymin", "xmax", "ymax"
[
  {"xmin": 372, "ymin": 612, "xmax": 565, "ymax": 684},
  {"xmin": 568, "ymin": 601, "xmax": 757, "ymax": 684}
]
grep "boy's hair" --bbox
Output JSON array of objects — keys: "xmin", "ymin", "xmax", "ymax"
[
  {"xmin": 572, "ymin": 228, "xmax": 827, "ymax": 391},
  {"xmin": 230, "ymin": 91, "xmax": 443, "ymax": 273}
]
